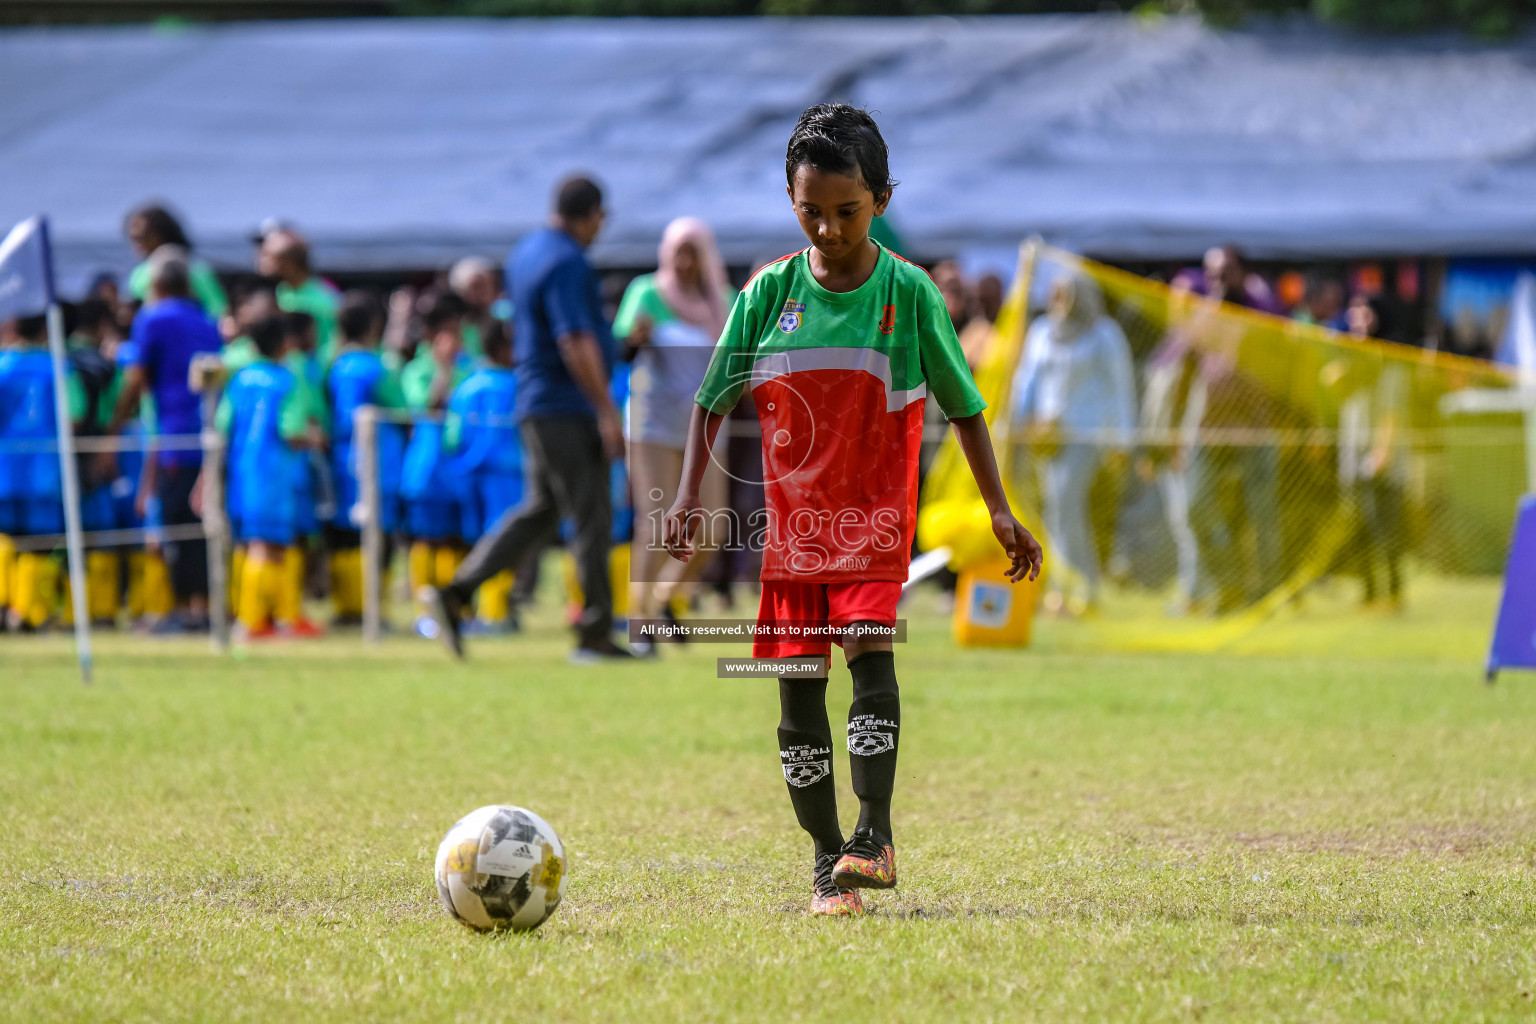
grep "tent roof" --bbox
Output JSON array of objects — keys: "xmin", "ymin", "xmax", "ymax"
[{"xmin": 4, "ymin": 15, "xmax": 1536, "ymax": 288}]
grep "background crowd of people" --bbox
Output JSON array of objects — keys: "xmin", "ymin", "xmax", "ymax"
[{"xmin": 0, "ymin": 193, "xmax": 1442, "ymax": 643}]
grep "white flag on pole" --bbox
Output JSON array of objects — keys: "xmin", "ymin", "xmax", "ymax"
[{"xmin": 0, "ymin": 216, "xmax": 53, "ymax": 319}]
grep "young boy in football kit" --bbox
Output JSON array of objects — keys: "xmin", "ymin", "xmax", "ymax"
[{"xmin": 664, "ymin": 104, "xmax": 1042, "ymax": 916}]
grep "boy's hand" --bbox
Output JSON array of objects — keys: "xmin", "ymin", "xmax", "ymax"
[
  {"xmin": 662, "ymin": 493, "xmax": 702, "ymax": 562},
  {"xmin": 992, "ymin": 511, "xmax": 1043, "ymax": 583}
]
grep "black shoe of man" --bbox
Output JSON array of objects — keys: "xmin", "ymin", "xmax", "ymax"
[
  {"xmin": 418, "ymin": 585, "xmax": 465, "ymax": 660},
  {"xmin": 568, "ymin": 636, "xmax": 638, "ymax": 665}
]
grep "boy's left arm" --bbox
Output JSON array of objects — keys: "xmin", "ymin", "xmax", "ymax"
[{"xmin": 950, "ymin": 413, "xmax": 1042, "ymax": 583}]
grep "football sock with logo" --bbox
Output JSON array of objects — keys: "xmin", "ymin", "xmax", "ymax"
[
  {"xmin": 846, "ymin": 651, "xmax": 900, "ymax": 841},
  {"xmin": 778, "ymin": 677, "xmax": 844, "ymax": 857}
]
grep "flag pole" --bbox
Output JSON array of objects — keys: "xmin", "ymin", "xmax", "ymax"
[{"xmin": 39, "ymin": 217, "xmax": 93, "ymax": 684}]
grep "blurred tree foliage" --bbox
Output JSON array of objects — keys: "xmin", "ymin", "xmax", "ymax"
[
  {"xmin": 396, "ymin": 0, "xmax": 1106, "ymax": 13},
  {"xmin": 397, "ymin": 0, "xmax": 1535, "ymax": 32}
]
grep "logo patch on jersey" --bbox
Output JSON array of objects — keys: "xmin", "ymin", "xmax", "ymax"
[
  {"xmin": 778, "ymin": 300, "xmax": 805, "ymax": 334},
  {"xmin": 879, "ymin": 304, "xmax": 896, "ymax": 335}
]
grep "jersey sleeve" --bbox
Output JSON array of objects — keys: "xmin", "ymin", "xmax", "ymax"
[
  {"xmin": 303, "ymin": 377, "xmax": 330, "ymax": 434},
  {"xmin": 191, "ymin": 260, "xmax": 229, "ymax": 319},
  {"xmin": 612, "ymin": 275, "xmax": 663, "ymax": 340},
  {"xmin": 214, "ymin": 389, "xmax": 234, "ymax": 437},
  {"xmin": 65, "ymin": 372, "xmax": 87, "ymax": 423},
  {"xmin": 915, "ymin": 276, "xmax": 986, "ymax": 420},
  {"xmin": 400, "ymin": 358, "xmax": 432, "ymax": 410},
  {"xmin": 695, "ymin": 288, "xmax": 763, "ymax": 414},
  {"xmin": 442, "ymin": 387, "xmax": 467, "ymax": 451},
  {"xmin": 373, "ymin": 363, "xmax": 407, "ymax": 410},
  {"xmin": 278, "ymin": 384, "xmax": 309, "ymax": 443}
]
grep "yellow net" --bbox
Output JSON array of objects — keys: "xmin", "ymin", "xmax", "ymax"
[{"xmin": 920, "ymin": 243, "xmax": 1528, "ymax": 652}]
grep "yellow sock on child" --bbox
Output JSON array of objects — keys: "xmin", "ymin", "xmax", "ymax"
[
  {"xmin": 330, "ymin": 548, "xmax": 363, "ymax": 618},
  {"xmin": 478, "ymin": 569, "xmax": 514, "ymax": 624},
  {"xmin": 229, "ymin": 546, "xmax": 247, "ymax": 619},
  {"xmin": 143, "ymin": 551, "xmax": 175, "ymax": 618},
  {"xmin": 409, "ymin": 541, "xmax": 434, "ymax": 608},
  {"xmin": 125, "ymin": 550, "xmax": 146, "ymax": 619},
  {"xmin": 238, "ymin": 552, "xmax": 272, "ymax": 630},
  {"xmin": 276, "ymin": 547, "xmax": 305, "ymax": 626},
  {"xmin": 0, "ymin": 535, "xmax": 14, "ymax": 613},
  {"xmin": 434, "ymin": 545, "xmax": 463, "ymax": 590},
  {"xmin": 14, "ymin": 553, "xmax": 59, "ymax": 628},
  {"xmin": 86, "ymin": 551, "xmax": 119, "ymax": 623}
]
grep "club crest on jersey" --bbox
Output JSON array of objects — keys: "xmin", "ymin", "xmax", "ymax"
[
  {"xmin": 778, "ymin": 300, "xmax": 805, "ymax": 334},
  {"xmin": 879, "ymin": 304, "xmax": 896, "ymax": 335}
]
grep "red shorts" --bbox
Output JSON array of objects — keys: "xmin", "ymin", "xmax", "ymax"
[{"xmin": 752, "ymin": 580, "xmax": 903, "ymax": 658}]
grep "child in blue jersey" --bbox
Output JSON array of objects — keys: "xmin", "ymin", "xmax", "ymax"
[
  {"xmin": 325, "ymin": 291, "xmax": 407, "ymax": 625},
  {"xmin": 400, "ymin": 292, "xmax": 473, "ymax": 638},
  {"xmin": 443, "ymin": 320, "xmax": 521, "ymax": 632},
  {"xmin": 211, "ymin": 316, "xmax": 317, "ymax": 639},
  {"xmin": 0, "ymin": 314, "xmax": 86, "ymax": 631},
  {"xmin": 279, "ymin": 312, "xmax": 330, "ymax": 630},
  {"xmin": 65, "ymin": 299, "xmax": 124, "ymax": 625}
]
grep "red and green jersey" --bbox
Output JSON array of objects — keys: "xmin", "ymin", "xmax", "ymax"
[{"xmin": 696, "ymin": 244, "xmax": 984, "ymax": 583}]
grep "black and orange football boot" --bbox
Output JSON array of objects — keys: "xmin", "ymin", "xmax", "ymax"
[
  {"xmin": 810, "ymin": 852, "xmax": 864, "ymax": 916},
  {"xmin": 831, "ymin": 826, "xmax": 897, "ymax": 890}
]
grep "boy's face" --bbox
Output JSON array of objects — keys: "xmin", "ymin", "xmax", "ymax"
[{"xmin": 787, "ymin": 164, "xmax": 890, "ymax": 263}]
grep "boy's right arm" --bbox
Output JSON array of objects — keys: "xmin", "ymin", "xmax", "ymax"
[
  {"xmin": 663, "ymin": 281, "xmax": 757, "ymax": 561},
  {"xmin": 662, "ymin": 403, "xmax": 725, "ymax": 562}
]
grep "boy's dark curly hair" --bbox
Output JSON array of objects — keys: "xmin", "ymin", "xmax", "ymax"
[{"xmin": 785, "ymin": 104, "xmax": 897, "ymax": 199}]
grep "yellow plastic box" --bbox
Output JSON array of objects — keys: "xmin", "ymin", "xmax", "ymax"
[{"xmin": 952, "ymin": 561, "xmax": 1039, "ymax": 647}]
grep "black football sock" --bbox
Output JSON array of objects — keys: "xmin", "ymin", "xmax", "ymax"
[
  {"xmin": 846, "ymin": 651, "xmax": 900, "ymax": 842},
  {"xmin": 777, "ymin": 677, "xmax": 844, "ymax": 858}
]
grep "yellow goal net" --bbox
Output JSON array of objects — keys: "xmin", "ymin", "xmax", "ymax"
[{"xmin": 920, "ymin": 242, "xmax": 1528, "ymax": 652}]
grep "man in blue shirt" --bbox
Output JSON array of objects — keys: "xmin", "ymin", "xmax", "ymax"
[
  {"xmin": 110, "ymin": 248, "xmax": 223, "ymax": 633},
  {"xmin": 423, "ymin": 176, "xmax": 633, "ymax": 662}
]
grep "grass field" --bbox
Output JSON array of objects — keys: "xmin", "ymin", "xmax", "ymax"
[{"xmin": 2, "ymin": 575, "xmax": 1535, "ymax": 1022}]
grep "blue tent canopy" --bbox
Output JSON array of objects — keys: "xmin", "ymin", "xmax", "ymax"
[{"xmin": 4, "ymin": 15, "xmax": 1536, "ymax": 290}]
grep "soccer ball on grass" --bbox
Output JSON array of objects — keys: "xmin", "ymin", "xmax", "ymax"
[{"xmin": 433, "ymin": 805, "xmax": 567, "ymax": 931}]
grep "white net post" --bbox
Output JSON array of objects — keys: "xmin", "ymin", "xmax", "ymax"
[
  {"xmin": 356, "ymin": 405, "xmax": 383, "ymax": 645},
  {"xmin": 45, "ymin": 301, "xmax": 92, "ymax": 683},
  {"xmin": 193, "ymin": 356, "xmax": 230, "ymax": 652}
]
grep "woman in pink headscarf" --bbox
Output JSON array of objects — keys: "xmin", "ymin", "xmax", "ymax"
[{"xmin": 613, "ymin": 217, "xmax": 735, "ymax": 643}]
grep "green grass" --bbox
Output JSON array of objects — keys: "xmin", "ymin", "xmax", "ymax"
[{"xmin": 2, "ymin": 577, "xmax": 1535, "ymax": 1022}]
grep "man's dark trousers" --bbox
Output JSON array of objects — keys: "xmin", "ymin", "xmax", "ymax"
[
  {"xmin": 158, "ymin": 462, "xmax": 208, "ymax": 603},
  {"xmin": 451, "ymin": 416, "xmax": 612, "ymax": 645}
]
